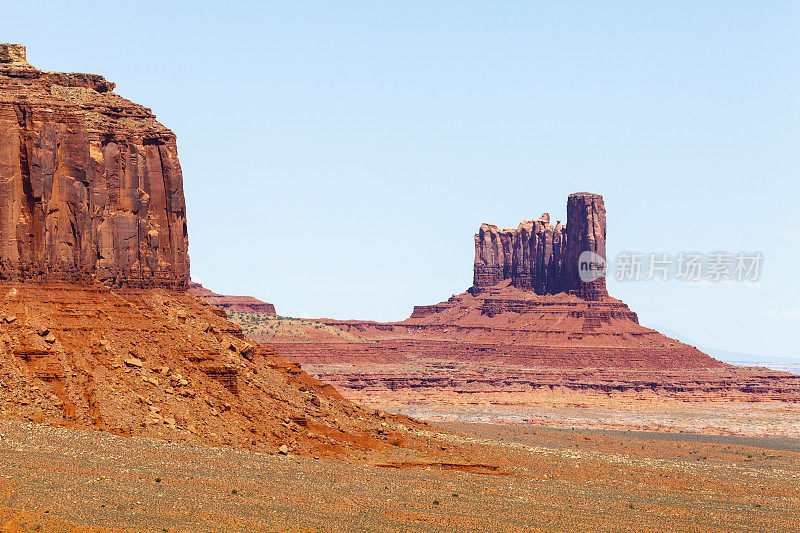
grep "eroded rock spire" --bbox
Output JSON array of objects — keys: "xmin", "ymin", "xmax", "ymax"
[{"xmin": 472, "ymin": 192, "xmax": 608, "ymax": 300}]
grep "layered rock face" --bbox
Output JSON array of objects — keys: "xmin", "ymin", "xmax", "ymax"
[
  {"xmin": 0, "ymin": 44, "xmax": 188, "ymax": 289},
  {"xmin": 258, "ymin": 283, "xmax": 800, "ymax": 402},
  {"xmin": 473, "ymin": 192, "xmax": 608, "ymax": 300},
  {"xmin": 271, "ymin": 283, "xmax": 800, "ymax": 417},
  {"xmin": 565, "ymin": 192, "xmax": 607, "ymax": 300},
  {"xmin": 0, "ymin": 46, "xmax": 473, "ymax": 461}
]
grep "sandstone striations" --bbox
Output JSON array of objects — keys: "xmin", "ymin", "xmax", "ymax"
[
  {"xmin": 473, "ymin": 192, "xmax": 607, "ymax": 300},
  {"xmin": 275, "ymin": 282, "xmax": 800, "ymax": 399},
  {"xmin": 0, "ymin": 43, "xmax": 188, "ymax": 289},
  {"xmin": 188, "ymin": 281, "xmax": 276, "ymax": 315}
]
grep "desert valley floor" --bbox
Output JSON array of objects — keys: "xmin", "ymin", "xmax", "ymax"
[{"xmin": 1, "ymin": 419, "xmax": 799, "ymax": 532}]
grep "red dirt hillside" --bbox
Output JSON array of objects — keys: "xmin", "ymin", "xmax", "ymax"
[{"xmin": 0, "ymin": 281, "xmax": 457, "ymax": 460}]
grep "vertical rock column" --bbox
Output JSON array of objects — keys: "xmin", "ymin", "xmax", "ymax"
[
  {"xmin": 473, "ymin": 224, "xmax": 508, "ymax": 289},
  {"xmin": 565, "ymin": 192, "xmax": 608, "ymax": 300}
]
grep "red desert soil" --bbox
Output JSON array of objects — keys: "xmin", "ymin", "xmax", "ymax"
[{"xmin": 0, "ymin": 420, "xmax": 798, "ymax": 532}]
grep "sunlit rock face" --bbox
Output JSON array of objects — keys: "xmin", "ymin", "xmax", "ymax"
[
  {"xmin": 0, "ymin": 43, "xmax": 189, "ymax": 289},
  {"xmin": 473, "ymin": 192, "xmax": 607, "ymax": 300}
]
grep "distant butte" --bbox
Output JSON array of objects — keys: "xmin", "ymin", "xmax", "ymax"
[
  {"xmin": 260, "ymin": 193, "xmax": 800, "ymax": 412},
  {"xmin": 474, "ymin": 192, "xmax": 607, "ymax": 300}
]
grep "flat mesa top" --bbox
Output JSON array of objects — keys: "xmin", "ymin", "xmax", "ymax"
[{"xmin": 568, "ymin": 192, "xmax": 603, "ymax": 199}]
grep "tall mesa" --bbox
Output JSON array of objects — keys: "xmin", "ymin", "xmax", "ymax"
[{"xmin": 0, "ymin": 43, "xmax": 188, "ymax": 289}]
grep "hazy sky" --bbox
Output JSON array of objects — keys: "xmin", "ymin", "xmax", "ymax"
[{"xmin": 3, "ymin": 2, "xmax": 798, "ymax": 357}]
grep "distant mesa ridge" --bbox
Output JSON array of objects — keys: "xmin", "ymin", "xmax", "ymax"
[
  {"xmin": 473, "ymin": 192, "xmax": 607, "ymax": 300},
  {"xmin": 0, "ymin": 43, "xmax": 189, "ymax": 289},
  {"xmin": 188, "ymin": 281, "xmax": 277, "ymax": 315},
  {"xmin": 268, "ymin": 185, "xmax": 800, "ymax": 402}
]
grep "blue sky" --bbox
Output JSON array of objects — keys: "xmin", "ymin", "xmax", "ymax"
[{"xmin": 3, "ymin": 2, "xmax": 798, "ymax": 357}]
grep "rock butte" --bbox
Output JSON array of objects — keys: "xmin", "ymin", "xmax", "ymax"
[
  {"xmin": 0, "ymin": 44, "xmax": 470, "ymax": 462},
  {"xmin": 474, "ymin": 192, "xmax": 607, "ymax": 300},
  {"xmin": 264, "ymin": 194, "xmax": 800, "ymax": 405}
]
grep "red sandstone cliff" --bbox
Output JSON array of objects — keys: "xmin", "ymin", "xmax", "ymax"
[
  {"xmin": 473, "ymin": 192, "xmax": 608, "ymax": 300},
  {"xmin": 0, "ymin": 44, "xmax": 473, "ymax": 462},
  {"xmin": 0, "ymin": 44, "xmax": 188, "ymax": 289}
]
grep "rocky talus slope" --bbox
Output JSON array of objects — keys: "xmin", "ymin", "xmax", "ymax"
[{"xmin": 0, "ymin": 281, "xmax": 461, "ymax": 461}]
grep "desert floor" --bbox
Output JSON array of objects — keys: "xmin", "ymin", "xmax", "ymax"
[
  {"xmin": 340, "ymin": 387, "xmax": 800, "ymax": 438},
  {"xmin": 1, "ymin": 419, "xmax": 798, "ymax": 532}
]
